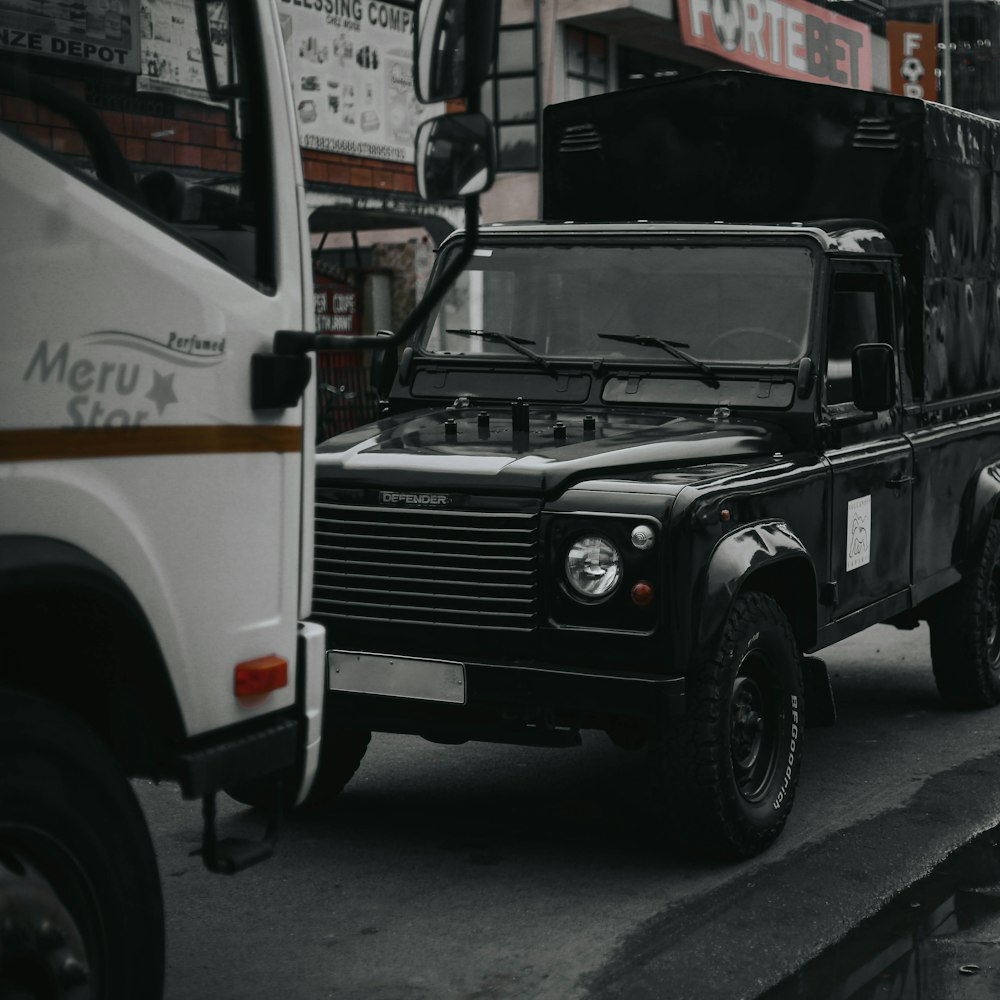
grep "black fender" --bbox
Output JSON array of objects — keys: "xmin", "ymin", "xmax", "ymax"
[
  {"xmin": 0, "ymin": 535, "xmax": 184, "ymax": 777},
  {"xmin": 694, "ymin": 520, "xmax": 818, "ymax": 663},
  {"xmin": 957, "ymin": 463, "xmax": 1000, "ymax": 576}
]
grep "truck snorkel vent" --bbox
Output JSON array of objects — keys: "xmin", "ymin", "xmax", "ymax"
[
  {"xmin": 853, "ymin": 117, "xmax": 901, "ymax": 150},
  {"xmin": 559, "ymin": 123, "xmax": 602, "ymax": 153}
]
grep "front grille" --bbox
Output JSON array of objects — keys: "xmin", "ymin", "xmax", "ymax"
[{"xmin": 313, "ymin": 502, "xmax": 540, "ymax": 630}]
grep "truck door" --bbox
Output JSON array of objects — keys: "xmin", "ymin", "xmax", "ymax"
[
  {"xmin": 0, "ymin": 5, "xmax": 311, "ymax": 736},
  {"xmin": 822, "ymin": 264, "xmax": 913, "ymax": 620}
]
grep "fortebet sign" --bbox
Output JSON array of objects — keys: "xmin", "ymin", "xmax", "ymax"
[
  {"xmin": 887, "ymin": 21, "xmax": 938, "ymax": 101},
  {"xmin": 679, "ymin": 0, "xmax": 873, "ymax": 91}
]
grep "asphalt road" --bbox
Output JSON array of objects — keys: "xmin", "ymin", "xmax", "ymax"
[{"xmin": 137, "ymin": 623, "xmax": 1000, "ymax": 1000}]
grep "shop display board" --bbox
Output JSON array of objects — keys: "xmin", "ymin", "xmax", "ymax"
[
  {"xmin": 136, "ymin": 0, "xmax": 226, "ymax": 103},
  {"xmin": 279, "ymin": 0, "xmax": 443, "ymax": 162}
]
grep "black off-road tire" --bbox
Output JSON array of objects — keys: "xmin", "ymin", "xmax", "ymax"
[
  {"xmin": 929, "ymin": 519, "xmax": 1000, "ymax": 708},
  {"xmin": 647, "ymin": 592, "xmax": 804, "ymax": 859},
  {"xmin": 228, "ymin": 725, "xmax": 371, "ymax": 812},
  {"xmin": 0, "ymin": 689, "xmax": 165, "ymax": 999}
]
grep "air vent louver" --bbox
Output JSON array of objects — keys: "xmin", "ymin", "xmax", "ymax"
[
  {"xmin": 559, "ymin": 123, "xmax": 602, "ymax": 153},
  {"xmin": 853, "ymin": 117, "xmax": 900, "ymax": 150}
]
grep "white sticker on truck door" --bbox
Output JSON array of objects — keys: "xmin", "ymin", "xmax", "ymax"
[{"xmin": 846, "ymin": 495, "xmax": 872, "ymax": 571}]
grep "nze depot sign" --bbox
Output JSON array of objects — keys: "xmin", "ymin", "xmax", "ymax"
[{"xmin": 0, "ymin": 0, "xmax": 140, "ymax": 73}]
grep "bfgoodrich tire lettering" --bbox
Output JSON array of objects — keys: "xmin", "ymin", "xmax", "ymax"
[
  {"xmin": 0, "ymin": 689, "xmax": 165, "ymax": 999},
  {"xmin": 648, "ymin": 592, "xmax": 804, "ymax": 858},
  {"xmin": 929, "ymin": 519, "xmax": 1000, "ymax": 708}
]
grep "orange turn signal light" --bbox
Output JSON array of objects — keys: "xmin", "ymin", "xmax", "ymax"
[
  {"xmin": 234, "ymin": 655, "xmax": 288, "ymax": 697},
  {"xmin": 631, "ymin": 581, "xmax": 655, "ymax": 607}
]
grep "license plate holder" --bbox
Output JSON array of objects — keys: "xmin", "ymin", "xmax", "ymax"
[{"xmin": 327, "ymin": 651, "xmax": 467, "ymax": 705}]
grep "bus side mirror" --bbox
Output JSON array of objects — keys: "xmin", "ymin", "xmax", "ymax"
[
  {"xmin": 416, "ymin": 112, "xmax": 496, "ymax": 200},
  {"xmin": 415, "ymin": 0, "xmax": 500, "ymax": 103},
  {"xmin": 852, "ymin": 343, "xmax": 896, "ymax": 412}
]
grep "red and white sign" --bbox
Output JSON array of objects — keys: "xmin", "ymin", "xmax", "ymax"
[
  {"xmin": 314, "ymin": 278, "xmax": 358, "ymax": 334},
  {"xmin": 679, "ymin": 0, "xmax": 873, "ymax": 91},
  {"xmin": 886, "ymin": 21, "xmax": 938, "ymax": 101}
]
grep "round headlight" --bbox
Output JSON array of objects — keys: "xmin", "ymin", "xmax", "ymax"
[{"xmin": 565, "ymin": 535, "xmax": 622, "ymax": 600}]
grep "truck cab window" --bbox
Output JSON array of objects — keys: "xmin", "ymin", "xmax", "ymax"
[
  {"xmin": 422, "ymin": 243, "xmax": 815, "ymax": 364},
  {"xmin": 0, "ymin": 7, "xmax": 273, "ymax": 290},
  {"xmin": 825, "ymin": 274, "xmax": 889, "ymax": 406}
]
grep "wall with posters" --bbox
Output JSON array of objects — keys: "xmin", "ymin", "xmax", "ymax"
[
  {"xmin": 279, "ymin": 0, "xmax": 443, "ymax": 163},
  {"xmin": 1, "ymin": 0, "xmax": 426, "ymax": 192}
]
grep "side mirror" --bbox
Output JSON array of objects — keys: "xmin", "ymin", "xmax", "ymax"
[
  {"xmin": 371, "ymin": 330, "xmax": 399, "ymax": 401},
  {"xmin": 415, "ymin": 0, "xmax": 500, "ymax": 103},
  {"xmin": 416, "ymin": 112, "xmax": 496, "ymax": 200},
  {"xmin": 851, "ymin": 343, "xmax": 896, "ymax": 412}
]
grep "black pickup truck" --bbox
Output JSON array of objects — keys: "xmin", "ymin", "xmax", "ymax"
[{"xmin": 306, "ymin": 72, "xmax": 1000, "ymax": 857}]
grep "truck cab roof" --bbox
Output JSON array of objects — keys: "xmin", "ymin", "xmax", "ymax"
[{"xmin": 461, "ymin": 220, "xmax": 894, "ymax": 256}]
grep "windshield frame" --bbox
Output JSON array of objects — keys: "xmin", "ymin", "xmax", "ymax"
[{"xmin": 415, "ymin": 232, "xmax": 822, "ymax": 374}]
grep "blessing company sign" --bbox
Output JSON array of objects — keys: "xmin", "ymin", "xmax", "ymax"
[{"xmin": 679, "ymin": 0, "xmax": 873, "ymax": 92}]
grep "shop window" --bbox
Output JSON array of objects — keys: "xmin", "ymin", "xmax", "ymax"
[
  {"xmin": 0, "ymin": 6, "xmax": 274, "ymax": 290},
  {"xmin": 565, "ymin": 27, "xmax": 608, "ymax": 102},
  {"xmin": 482, "ymin": 16, "xmax": 539, "ymax": 172}
]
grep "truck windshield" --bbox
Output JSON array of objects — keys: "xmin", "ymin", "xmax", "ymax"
[{"xmin": 421, "ymin": 243, "xmax": 816, "ymax": 365}]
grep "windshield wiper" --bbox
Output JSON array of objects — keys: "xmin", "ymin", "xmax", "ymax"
[
  {"xmin": 446, "ymin": 328, "xmax": 559, "ymax": 378},
  {"xmin": 597, "ymin": 334, "xmax": 721, "ymax": 388}
]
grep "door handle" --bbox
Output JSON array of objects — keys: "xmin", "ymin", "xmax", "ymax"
[{"xmin": 885, "ymin": 474, "xmax": 915, "ymax": 489}]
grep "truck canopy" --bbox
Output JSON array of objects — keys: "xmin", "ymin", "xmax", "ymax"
[{"xmin": 543, "ymin": 70, "xmax": 1000, "ymax": 404}]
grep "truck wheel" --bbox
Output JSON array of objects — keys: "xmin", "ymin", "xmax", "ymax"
[
  {"xmin": 648, "ymin": 592, "xmax": 803, "ymax": 858},
  {"xmin": 228, "ymin": 725, "xmax": 371, "ymax": 811},
  {"xmin": 929, "ymin": 520, "xmax": 1000, "ymax": 708},
  {"xmin": 0, "ymin": 689, "xmax": 164, "ymax": 999}
]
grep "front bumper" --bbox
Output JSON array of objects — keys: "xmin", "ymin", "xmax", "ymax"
[{"xmin": 325, "ymin": 649, "xmax": 686, "ymax": 745}]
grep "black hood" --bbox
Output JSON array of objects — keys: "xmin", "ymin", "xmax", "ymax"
[{"xmin": 317, "ymin": 404, "xmax": 791, "ymax": 494}]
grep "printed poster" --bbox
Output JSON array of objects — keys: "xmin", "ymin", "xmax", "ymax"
[
  {"xmin": 136, "ymin": 0, "xmax": 226, "ymax": 104},
  {"xmin": 279, "ymin": 0, "xmax": 443, "ymax": 163},
  {"xmin": 846, "ymin": 495, "xmax": 871, "ymax": 572},
  {"xmin": 0, "ymin": 0, "xmax": 140, "ymax": 73}
]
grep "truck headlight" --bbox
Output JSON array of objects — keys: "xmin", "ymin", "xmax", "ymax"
[{"xmin": 565, "ymin": 535, "xmax": 622, "ymax": 600}]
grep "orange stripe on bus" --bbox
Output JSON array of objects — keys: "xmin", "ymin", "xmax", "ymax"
[{"xmin": 0, "ymin": 425, "xmax": 302, "ymax": 462}]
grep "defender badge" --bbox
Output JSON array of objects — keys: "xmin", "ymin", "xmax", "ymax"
[{"xmin": 379, "ymin": 491, "xmax": 453, "ymax": 507}]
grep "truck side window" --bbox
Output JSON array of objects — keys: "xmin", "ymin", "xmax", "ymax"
[
  {"xmin": 825, "ymin": 274, "xmax": 888, "ymax": 406},
  {"xmin": 0, "ymin": 8, "xmax": 273, "ymax": 291}
]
